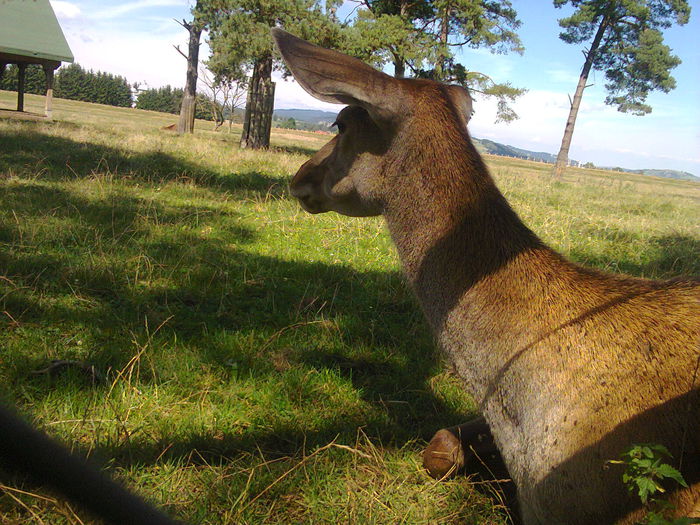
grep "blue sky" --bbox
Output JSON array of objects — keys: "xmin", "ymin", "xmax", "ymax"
[{"xmin": 50, "ymin": 0, "xmax": 699, "ymax": 175}]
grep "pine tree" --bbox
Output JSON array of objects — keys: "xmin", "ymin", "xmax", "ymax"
[
  {"xmin": 52, "ymin": 64, "xmax": 132, "ymax": 107},
  {"xmin": 552, "ymin": 0, "xmax": 690, "ymax": 178},
  {"xmin": 345, "ymin": 0, "xmax": 526, "ymax": 122},
  {"xmin": 136, "ymin": 86, "xmax": 182, "ymax": 114},
  {"xmin": 112, "ymin": 75, "xmax": 133, "ymax": 107},
  {"xmin": 0, "ymin": 64, "xmax": 47, "ymax": 94},
  {"xmin": 55, "ymin": 63, "xmax": 86, "ymax": 101}
]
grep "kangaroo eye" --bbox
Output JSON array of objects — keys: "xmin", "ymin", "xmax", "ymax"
[{"xmin": 333, "ymin": 121, "xmax": 347, "ymax": 134}]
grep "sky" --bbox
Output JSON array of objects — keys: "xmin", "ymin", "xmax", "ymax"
[{"xmin": 49, "ymin": 0, "xmax": 700, "ymax": 175}]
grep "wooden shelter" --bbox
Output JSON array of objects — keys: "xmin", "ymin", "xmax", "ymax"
[{"xmin": 0, "ymin": 0, "xmax": 74, "ymax": 118}]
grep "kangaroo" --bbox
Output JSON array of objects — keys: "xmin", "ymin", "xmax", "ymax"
[{"xmin": 271, "ymin": 28, "xmax": 700, "ymax": 524}]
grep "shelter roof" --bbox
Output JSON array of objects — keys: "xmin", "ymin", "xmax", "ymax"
[{"xmin": 0, "ymin": 0, "xmax": 74, "ymax": 64}]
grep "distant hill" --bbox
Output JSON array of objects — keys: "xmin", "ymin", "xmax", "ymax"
[
  {"xmin": 474, "ymin": 138, "xmax": 562, "ymax": 164},
  {"xmin": 273, "ymin": 108, "xmax": 337, "ymax": 124},
  {"xmin": 616, "ymin": 168, "xmax": 699, "ymax": 182},
  {"xmin": 282, "ymin": 108, "xmax": 698, "ymax": 182}
]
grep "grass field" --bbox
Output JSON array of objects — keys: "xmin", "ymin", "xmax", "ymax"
[{"xmin": 1, "ymin": 90, "xmax": 698, "ymax": 524}]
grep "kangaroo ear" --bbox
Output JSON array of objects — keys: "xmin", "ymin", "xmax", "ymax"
[
  {"xmin": 445, "ymin": 85, "xmax": 473, "ymax": 129},
  {"xmin": 271, "ymin": 28, "xmax": 400, "ymax": 123}
]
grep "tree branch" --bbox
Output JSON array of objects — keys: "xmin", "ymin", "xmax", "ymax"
[
  {"xmin": 173, "ymin": 45, "xmax": 188, "ymax": 60},
  {"xmin": 173, "ymin": 18, "xmax": 192, "ymax": 31}
]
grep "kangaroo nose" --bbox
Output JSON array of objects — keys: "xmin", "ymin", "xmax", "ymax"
[
  {"xmin": 292, "ymin": 186, "xmax": 324, "ymax": 213},
  {"xmin": 289, "ymin": 180, "xmax": 311, "ymax": 200},
  {"xmin": 289, "ymin": 161, "xmax": 325, "ymax": 213}
]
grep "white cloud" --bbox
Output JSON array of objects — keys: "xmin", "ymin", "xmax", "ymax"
[
  {"xmin": 273, "ymin": 75, "xmax": 340, "ymax": 111},
  {"xmin": 51, "ymin": 0, "xmax": 81, "ymax": 19},
  {"xmin": 91, "ymin": 0, "xmax": 188, "ymax": 21},
  {"xmin": 466, "ymin": 88, "xmax": 699, "ymax": 172},
  {"xmin": 66, "ymin": 28, "xmax": 190, "ymax": 88},
  {"xmin": 545, "ymin": 68, "xmax": 580, "ymax": 85}
]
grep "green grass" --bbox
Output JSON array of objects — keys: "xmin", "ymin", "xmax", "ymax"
[{"xmin": 0, "ymin": 90, "xmax": 698, "ymax": 524}]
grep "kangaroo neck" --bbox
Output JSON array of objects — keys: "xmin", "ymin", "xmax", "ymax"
[
  {"xmin": 383, "ymin": 159, "xmax": 543, "ymax": 324},
  {"xmin": 382, "ymin": 156, "xmax": 574, "ymax": 398}
]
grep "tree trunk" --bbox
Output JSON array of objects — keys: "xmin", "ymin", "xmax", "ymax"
[
  {"xmin": 240, "ymin": 55, "xmax": 275, "ymax": 150},
  {"xmin": 437, "ymin": 3, "xmax": 450, "ymax": 79},
  {"xmin": 393, "ymin": 0, "xmax": 409, "ymax": 79},
  {"xmin": 553, "ymin": 17, "xmax": 609, "ymax": 178},
  {"xmin": 393, "ymin": 59, "xmax": 406, "ymax": 78},
  {"xmin": 177, "ymin": 20, "xmax": 202, "ymax": 134}
]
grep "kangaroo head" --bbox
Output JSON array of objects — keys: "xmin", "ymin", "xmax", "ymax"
[{"xmin": 271, "ymin": 28, "xmax": 473, "ymax": 217}]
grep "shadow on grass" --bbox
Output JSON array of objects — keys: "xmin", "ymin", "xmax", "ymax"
[
  {"xmin": 0, "ymin": 161, "xmax": 471, "ymax": 463},
  {"xmin": 0, "ymin": 121, "xmax": 290, "ymax": 197}
]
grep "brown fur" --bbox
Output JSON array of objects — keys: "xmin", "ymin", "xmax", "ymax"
[{"xmin": 272, "ymin": 29, "xmax": 700, "ymax": 524}]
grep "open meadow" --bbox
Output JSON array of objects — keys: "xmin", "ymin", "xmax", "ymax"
[{"xmin": 1, "ymin": 91, "xmax": 698, "ymax": 524}]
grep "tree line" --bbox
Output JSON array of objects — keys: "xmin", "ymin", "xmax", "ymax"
[
  {"xmin": 0, "ymin": 63, "xmax": 223, "ymax": 122},
  {"xmin": 134, "ymin": 85, "xmax": 222, "ymax": 122},
  {"xmin": 0, "ymin": 63, "xmax": 132, "ymax": 107}
]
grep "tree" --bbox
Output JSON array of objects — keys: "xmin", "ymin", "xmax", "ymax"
[
  {"xmin": 174, "ymin": 0, "xmax": 207, "ymax": 134},
  {"xmin": 552, "ymin": 0, "xmax": 690, "ymax": 178},
  {"xmin": 198, "ymin": 65, "xmax": 247, "ymax": 131},
  {"xmin": 205, "ymin": 0, "xmax": 343, "ymax": 149},
  {"xmin": 136, "ymin": 86, "xmax": 182, "ymax": 113},
  {"xmin": 136, "ymin": 85, "xmax": 219, "ymax": 122},
  {"xmin": 47, "ymin": 63, "xmax": 132, "ymax": 107},
  {"xmin": 0, "ymin": 64, "xmax": 47, "ymax": 94},
  {"xmin": 275, "ymin": 116, "xmax": 297, "ymax": 129},
  {"xmin": 344, "ymin": 0, "xmax": 526, "ymax": 122}
]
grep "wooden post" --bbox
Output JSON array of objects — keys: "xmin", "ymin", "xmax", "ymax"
[
  {"xmin": 17, "ymin": 63, "xmax": 26, "ymax": 112},
  {"xmin": 43, "ymin": 65, "xmax": 55, "ymax": 119}
]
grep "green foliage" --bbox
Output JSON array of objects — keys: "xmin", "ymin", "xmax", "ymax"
[
  {"xmin": 52, "ymin": 63, "xmax": 132, "ymax": 107},
  {"xmin": 604, "ymin": 28, "xmax": 680, "ymax": 115},
  {"xmin": 205, "ymin": 0, "xmax": 343, "ymax": 77},
  {"xmin": 136, "ymin": 85, "xmax": 182, "ymax": 114},
  {"xmin": 609, "ymin": 444, "xmax": 699, "ymax": 525},
  {"xmin": 0, "ymin": 64, "xmax": 48, "ymax": 95},
  {"xmin": 135, "ymin": 85, "xmax": 220, "ymax": 121},
  {"xmin": 348, "ymin": 0, "xmax": 523, "ymax": 69},
  {"xmin": 554, "ymin": 0, "xmax": 690, "ymax": 114},
  {"xmin": 435, "ymin": 0, "xmax": 523, "ymax": 53},
  {"xmin": 440, "ymin": 66, "xmax": 525, "ymax": 123},
  {"xmin": 346, "ymin": 0, "xmax": 526, "ymax": 122},
  {"xmin": 620, "ymin": 444, "xmax": 686, "ymax": 504},
  {"xmin": 195, "ymin": 93, "xmax": 224, "ymax": 122},
  {"xmin": 276, "ymin": 117, "xmax": 297, "ymax": 129},
  {"xmin": 344, "ymin": 10, "xmax": 435, "ymax": 72},
  {"xmin": 203, "ymin": 0, "xmax": 343, "ymax": 147}
]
